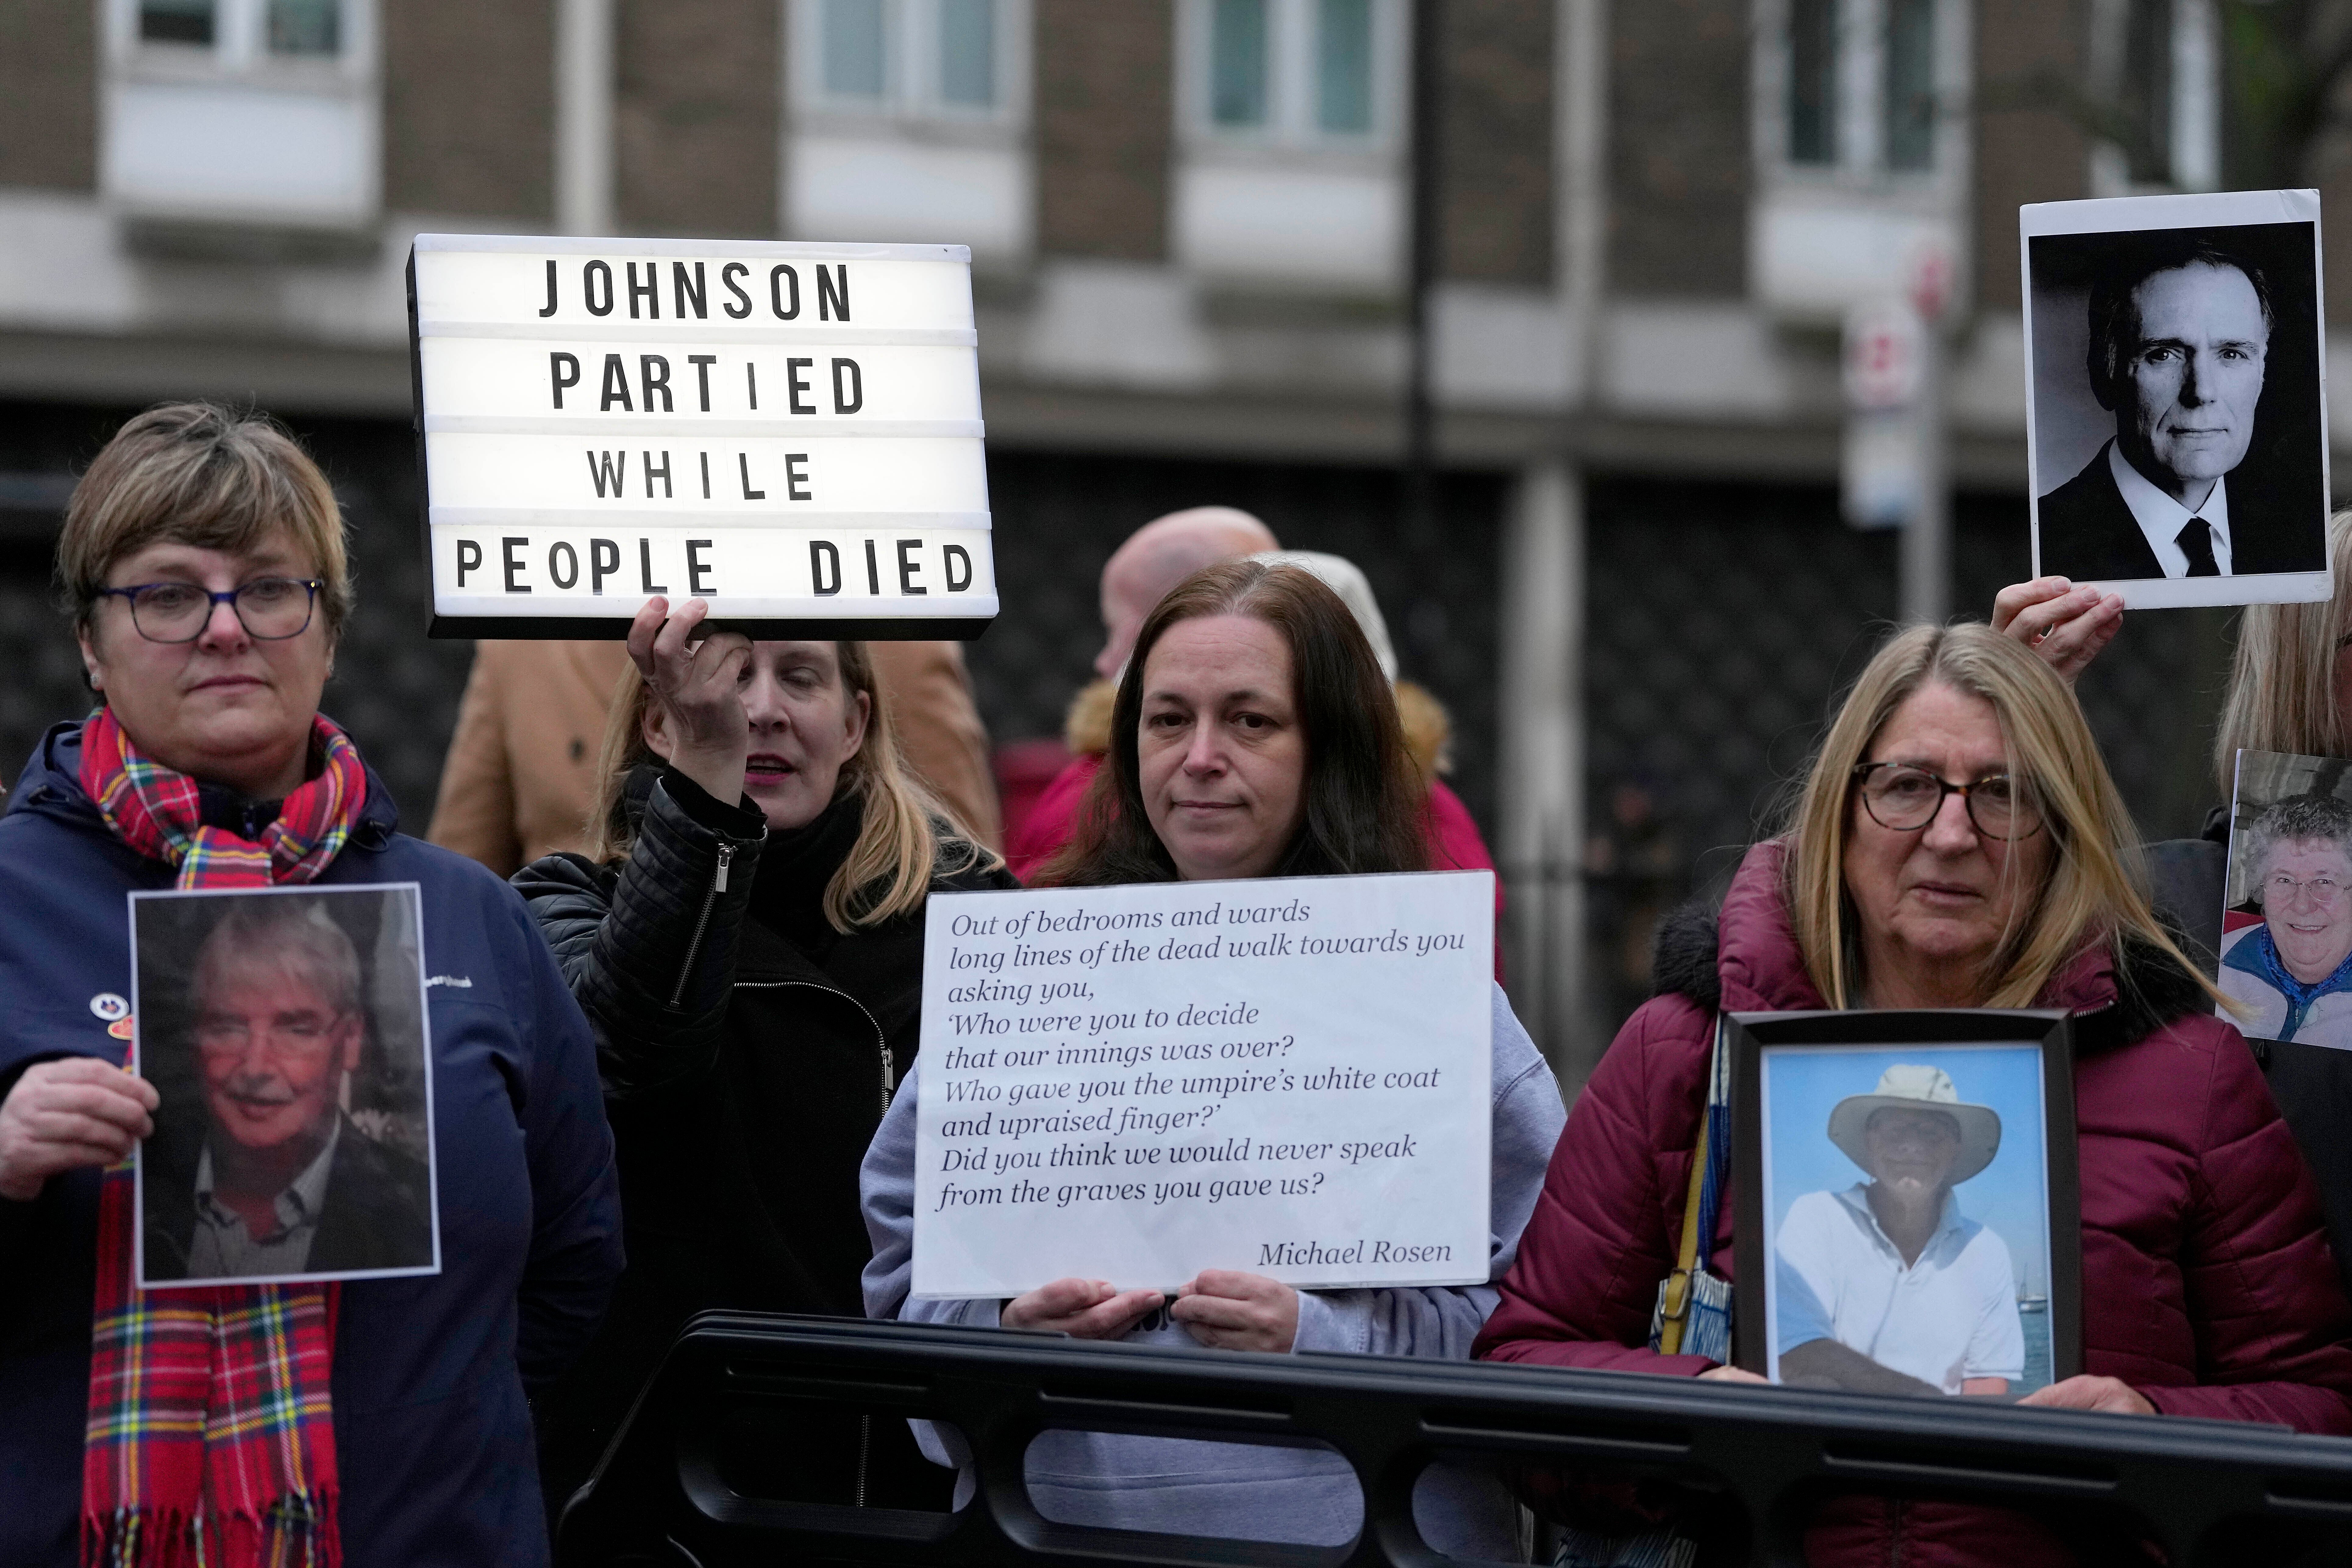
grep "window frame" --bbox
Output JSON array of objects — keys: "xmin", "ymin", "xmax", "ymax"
[
  {"xmin": 110, "ymin": 0, "xmax": 377, "ymax": 84},
  {"xmin": 1753, "ymin": 0, "xmax": 1968, "ymax": 191},
  {"xmin": 790, "ymin": 0, "xmax": 1032, "ymax": 132},
  {"xmin": 2084, "ymin": 0, "xmax": 2220, "ymax": 195},
  {"xmin": 1175, "ymin": 0, "xmax": 1406, "ymax": 157}
]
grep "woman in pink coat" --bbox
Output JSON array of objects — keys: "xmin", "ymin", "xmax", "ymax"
[{"xmin": 1474, "ymin": 622, "xmax": 2352, "ymax": 1568}]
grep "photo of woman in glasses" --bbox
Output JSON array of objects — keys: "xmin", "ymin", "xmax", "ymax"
[{"xmin": 2219, "ymin": 760, "xmax": 2352, "ymax": 1048}]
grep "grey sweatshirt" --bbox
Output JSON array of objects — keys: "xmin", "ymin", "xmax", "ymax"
[{"xmin": 860, "ymin": 982, "xmax": 1567, "ymax": 1558}]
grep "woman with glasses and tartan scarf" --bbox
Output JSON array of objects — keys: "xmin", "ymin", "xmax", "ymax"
[{"xmin": 0, "ymin": 403, "xmax": 624, "ymax": 1568}]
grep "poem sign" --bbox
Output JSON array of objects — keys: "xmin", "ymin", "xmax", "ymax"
[
  {"xmin": 911, "ymin": 871, "xmax": 1495, "ymax": 1299},
  {"xmin": 407, "ymin": 233, "xmax": 994, "ymax": 638}
]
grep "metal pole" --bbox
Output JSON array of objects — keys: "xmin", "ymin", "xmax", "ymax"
[
  {"xmin": 555, "ymin": 0, "xmax": 615, "ymax": 237},
  {"xmin": 1900, "ymin": 324, "xmax": 1950, "ymax": 625},
  {"xmin": 1404, "ymin": 0, "xmax": 1445, "ymax": 550}
]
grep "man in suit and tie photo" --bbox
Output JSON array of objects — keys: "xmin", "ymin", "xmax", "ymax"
[{"xmin": 2036, "ymin": 236, "xmax": 2312, "ymax": 583}]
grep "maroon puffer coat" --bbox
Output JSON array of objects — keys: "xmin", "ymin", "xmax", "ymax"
[{"xmin": 1474, "ymin": 841, "xmax": 2352, "ymax": 1567}]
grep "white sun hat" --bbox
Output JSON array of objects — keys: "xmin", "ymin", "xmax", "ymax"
[{"xmin": 1827, "ymin": 1064, "xmax": 2003, "ymax": 1185}]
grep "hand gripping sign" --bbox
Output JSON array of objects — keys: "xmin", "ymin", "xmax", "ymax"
[
  {"xmin": 408, "ymin": 234, "xmax": 995, "ymax": 638},
  {"xmin": 911, "ymin": 871, "xmax": 1496, "ymax": 1300}
]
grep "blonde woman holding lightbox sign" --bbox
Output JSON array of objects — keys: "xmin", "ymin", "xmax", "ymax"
[{"xmin": 859, "ymin": 561, "xmax": 1565, "ymax": 1556}]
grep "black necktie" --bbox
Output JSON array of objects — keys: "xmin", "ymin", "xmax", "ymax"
[{"xmin": 2176, "ymin": 518, "xmax": 2219, "ymax": 577}]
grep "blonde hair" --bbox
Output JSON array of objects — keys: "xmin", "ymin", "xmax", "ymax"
[
  {"xmin": 59, "ymin": 403, "xmax": 352, "ymax": 640},
  {"xmin": 584, "ymin": 640, "xmax": 996, "ymax": 930},
  {"xmin": 1784, "ymin": 622, "xmax": 2222, "ymax": 1011},
  {"xmin": 2213, "ymin": 509, "xmax": 2352, "ymax": 792}
]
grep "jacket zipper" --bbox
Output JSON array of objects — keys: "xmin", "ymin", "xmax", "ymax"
[{"xmin": 668, "ymin": 842, "xmax": 735, "ymax": 1009}]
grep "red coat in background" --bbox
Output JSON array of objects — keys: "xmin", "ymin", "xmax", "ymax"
[{"xmin": 1474, "ymin": 840, "xmax": 2352, "ymax": 1568}]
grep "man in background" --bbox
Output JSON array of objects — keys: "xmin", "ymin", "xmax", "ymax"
[{"xmin": 429, "ymin": 638, "xmax": 1000, "ymax": 873}]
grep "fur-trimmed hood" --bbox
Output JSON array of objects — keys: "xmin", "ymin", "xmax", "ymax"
[
  {"xmin": 1653, "ymin": 841, "xmax": 2216, "ymax": 1055},
  {"xmin": 1061, "ymin": 676, "xmax": 1456, "ymax": 784}
]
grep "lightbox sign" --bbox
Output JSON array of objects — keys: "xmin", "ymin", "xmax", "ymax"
[{"xmin": 407, "ymin": 234, "xmax": 995, "ymax": 638}]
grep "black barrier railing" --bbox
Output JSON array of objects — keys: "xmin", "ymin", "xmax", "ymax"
[{"xmin": 558, "ymin": 1313, "xmax": 2352, "ymax": 1567}]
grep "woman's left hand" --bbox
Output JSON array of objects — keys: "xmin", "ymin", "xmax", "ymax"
[
  {"xmin": 2018, "ymin": 1375, "xmax": 2154, "ymax": 1415},
  {"xmin": 1171, "ymin": 1270, "xmax": 1299, "ymax": 1352}
]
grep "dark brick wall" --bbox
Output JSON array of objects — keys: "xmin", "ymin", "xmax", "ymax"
[
  {"xmin": 615, "ymin": 0, "xmax": 779, "ymax": 237},
  {"xmin": 384, "ymin": 0, "xmax": 556, "ymax": 219},
  {"xmin": 0, "ymin": 0, "xmax": 96, "ymax": 191},
  {"xmin": 1033, "ymin": 0, "xmax": 1173, "ymax": 261},
  {"xmin": 1441, "ymin": 0, "xmax": 1554, "ymax": 285},
  {"xmin": 1607, "ymin": 0, "xmax": 1748, "ymax": 298},
  {"xmin": 1974, "ymin": 0, "xmax": 2088, "ymax": 312}
]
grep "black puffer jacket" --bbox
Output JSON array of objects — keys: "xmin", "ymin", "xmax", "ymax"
[{"xmin": 513, "ymin": 765, "xmax": 1016, "ymax": 1515}]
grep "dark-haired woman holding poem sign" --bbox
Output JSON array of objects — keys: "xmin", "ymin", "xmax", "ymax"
[{"xmin": 860, "ymin": 561, "xmax": 1566, "ymax": 1556}]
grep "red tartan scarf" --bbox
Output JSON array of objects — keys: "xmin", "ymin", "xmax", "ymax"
[{"xmin": 78, "ymin": 704, "xmax": 368, "ymax": 1568}]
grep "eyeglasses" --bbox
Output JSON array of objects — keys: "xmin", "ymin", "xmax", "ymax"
[
  {"xmin": 2266, "ymin": 873, "xmax": 2346, "ymax": 910},
  {"xmin": 93, "ymin": 578, "xmax": 322, "ymax": 643},
  {"xmin": 1851, "ymin": 762, "xmax": 2044, "ymax": 840}
]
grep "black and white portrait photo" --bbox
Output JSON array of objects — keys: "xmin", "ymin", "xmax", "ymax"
[
  {"xmin": 2023, "ymin": 189, "xmax": 2330, "ymax": 609},
  {"xmin": 131, "ymin": 883, "xmax": 439, "ymax": 1288}
]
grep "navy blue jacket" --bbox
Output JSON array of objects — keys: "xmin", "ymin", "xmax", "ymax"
[{"xmin": 0, "ymin": 722, "xmax": 624, "ymax": 1567}]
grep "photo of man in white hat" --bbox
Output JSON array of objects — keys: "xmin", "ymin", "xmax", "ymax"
[{"xmin": 1771, "ymin": 1064, "xmax": 2026, "ymax": 1396}]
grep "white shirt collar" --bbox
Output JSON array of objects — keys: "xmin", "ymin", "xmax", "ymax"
[{"xmin": 2107, "ymin": 441, "xmax": 2235, "ymax": 577}]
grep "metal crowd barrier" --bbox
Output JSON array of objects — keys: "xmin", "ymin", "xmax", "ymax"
[{"xmin": 557, "ymin": 1313, "xmax": 2352, "ymax": 1567}]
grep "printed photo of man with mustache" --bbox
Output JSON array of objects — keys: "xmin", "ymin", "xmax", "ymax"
[
  {"xmin": 142, "ymin": 894, "xmax": 432, "ymax": 1283},
  {"xmin": 2036, "ymin": 233, "xmax": 2320, "ymax": 583}
]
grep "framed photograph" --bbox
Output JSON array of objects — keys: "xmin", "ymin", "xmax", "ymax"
[
  {"xmin": 130, "ymin": 884, "xmax": 440, "ymax": 1289},
  {"xmin": 1732, "ymin": 1010, "xmax": 2082, "ymax": 1399},
  {"xmin": 2021, "ymin": 188, "xmax": 2329, "ymax": 609},
  {"xmin": 2218, "ymin": 749, "xmax": 2352, "ymax": 1049}
]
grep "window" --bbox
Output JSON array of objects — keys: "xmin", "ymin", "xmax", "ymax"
[
  {"xmin": 1190, "ymin": 0, "xmax": 1396, "ymax": 146},
  {"xmin": 2088, "ymin": 0, "xmax": 2218, "ymax": 192},
  {"xmin": 807, "ymin": 0, "xmax": 1017, "ymax": 119},
  {"xmin": 1773, "ymin": 0, "xmax": 1951, "ymax": 178},
  {"xmin": 134, "ymin": 0, "xmax": 347, "ymax": 59}
]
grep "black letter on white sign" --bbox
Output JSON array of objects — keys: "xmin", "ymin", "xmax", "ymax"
[
  {"xmin": 539, "ymin": 260, "xmax": 559, "ymax": 318},
  {"xmin": 673, "ymin": 261, "xmax": 706, "ymax": 320},
  {"xmin": 644, "ymin": 451, "xmax": 672, "ymax": 499},
  {"xmin": 584, "ymin": 260, "xmax": 613, "ymax": 316},
  {"xmin": 640, "ymin": 355, "xmax": 672, "ymax": 413},
  {"xmin": 944, "ymin": 544, "xmax": 973, "ymax": 592},
  {"xmin": 550, "ymin": 352, "xmax": 580, "ymax": 408},
  {"xmin": 817, "ymin": 265, "xmax": 849, "ymax": 321},
  {"xmin": 721, "ymin": 262, "xmax": 752, "ymax": 318},
  {"xmin": 864, "ymin": 539, "xmax": 880, "ymax": 595},
  {"xmin": 831, "ymin": 358, "xmax": 862, "ymax": 414},
  {"xmin": 811, "ymin": 540, "xmax": 841, "ymax": 595},
  {"xmin": 786, "ymin": 454, "xmax": 811, "ymax": 501},
  {"xmin": 699, "ymin": 451, "xmax": 711, "ymax": 498},
  {"xmin": 502, "ymin": 537, "xmax": 531, "ymax": 593},
  {"xmin": 587, "ymin": 451, "xmax": 626, "ymax": 497},
  {"xmin": 687, "ymin": 354, "xmax": 716, "ymax": 411},
  {"xmin": 787, "ymin": 358, "xmax": 815, "ymax": 415},
  {"xmin": 549, "ymin": 541, "xmax": 579, "ymax": 589},
  {"xmin": 456, "ymin": 538, "xmax": 483, "ymax": 586},
  {"xmin": 739, "ymin": 454, "xmax": 766, "ymax": 500},
  {"xmin": 686, "ymin": 539, "xmax": 715, "ymax": 597},
  {"xmin": 896, "ymin": 539, "xmax": 926, "ymax": 595},
  {"xmin": 626, "ymin": 262, "xmax": 658, "ymax": 320},
  {"xmin": 599, "ymin": 355, "xmax": 632, "ymax": 412},
  {"xmin": 640, "ymin": 539, "xmax": 668, "ymax": 594},
  {"xmin": 590, "ymin": 538, "xmax": 620, "ymax": 594},
  {"xmin": 770, "ymin": 265, "xmax": 800, "ymax": 320}
]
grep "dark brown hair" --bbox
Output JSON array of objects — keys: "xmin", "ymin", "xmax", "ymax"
[{"xmin": 1042, "ymin": 560, "xmax": 1428, "ymax": 886}]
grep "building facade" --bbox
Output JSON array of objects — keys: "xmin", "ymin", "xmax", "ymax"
[{"xmin": 0, "ymin": 0, "xmax": 2331, "ymax": 1085}]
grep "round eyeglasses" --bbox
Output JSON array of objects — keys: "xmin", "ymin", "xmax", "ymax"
[
  {"xmin": 2265, "ymin": 872, "xmax": 2346, "ymax": 910},
  {"xmin": 93, "ymin": 578, "xmax": 322, "ymax": 644},
  {"xmin": 1851, "ymin": 762, "xmax": 2044, "ymax": 840}
]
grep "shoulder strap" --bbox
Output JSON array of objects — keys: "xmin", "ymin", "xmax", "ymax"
[{"xmin": 1656, "ymin": 1015, "xmax": 1729, "ymax": 1355}]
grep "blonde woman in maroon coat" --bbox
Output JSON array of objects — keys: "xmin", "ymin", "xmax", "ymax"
[{"xmin": 1474, "ymin": 622, "xmax": 2352, "ymax": 1568}]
